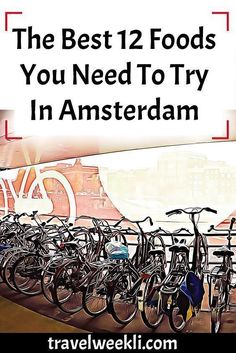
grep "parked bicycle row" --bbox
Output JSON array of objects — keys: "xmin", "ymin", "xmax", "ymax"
[{"xmin": 0, "ymin": 208, "xmax": 235, "ymax": 333}]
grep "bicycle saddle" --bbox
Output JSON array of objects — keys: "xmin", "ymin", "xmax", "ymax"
[
  {"xmin": 149, "ymin": 249, "xmax": 165, "ymax": 256},
  {"xmin": 213, "ymin": 246, "xmax": 234, "ymax": 258},
  {"xmin": 169, "ymin": 239, "xmax": 189, "ymax": 254}
]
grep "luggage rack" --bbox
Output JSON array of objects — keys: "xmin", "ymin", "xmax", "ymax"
[{"xmin": 127, "ymin": 229, "xmax": 236, "ymax": 313}]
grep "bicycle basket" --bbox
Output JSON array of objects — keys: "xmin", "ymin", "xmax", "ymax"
[
  {"xmin": 105, "ymin": 241, "xmax": 129, "ymax": 260},
  {"xmin": 180, "ymin": 271, "xmax": 204, "ymax": 307}
]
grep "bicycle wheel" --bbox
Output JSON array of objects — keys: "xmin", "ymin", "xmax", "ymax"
[
  {"xmin": 0, "ymin": 251, "xmax": 4, "ymax": 284},
  {"xmin": 53, "ymin": 260, "xmax": 90, "ymax": 313},
  {"xmin": 109, "ymin": 266, "xmax": 139, "ymax": 325},
  {"xmin": 13, "ymin": 254, "xmax": 45, "ymax": 295},
  {"xmin": 82, "ymin": 266, "xmax": 110, "ymax": 316},
  {"xmin": 141, "ymin": 273, "xmax": 164, "ymax": 329},
  {"xmin": 2, "ymin": 250, "xmax": 26, "ymax": 291},
  {"xmin": 169, "ymin": 292, "xmax": 189, "ymax": 332},
  {"xmin": 41, "ymin": 255, "xmax": 66, "ymax": 303},
  {"xmin": 211, "ymin": 278, "xmax": 226, "ymax": 333},
  {"xmin": 0, "ymin": 247, "xmax": 13, "ymax": 283}
]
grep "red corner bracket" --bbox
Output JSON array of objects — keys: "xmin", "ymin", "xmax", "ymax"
[
  {"xmin": 212, "ymin": 11, "xmax": 230, "ymax": 31},
  {"xmin": 212, "ymin": 120, "xmax": 229, "ymax": 140},
  {"xmin": 5, "ymin": 120, "xmax": 22, "ymax": 141},
  {"xmin": 5, "ymin": 12, "xmax": 23, "ymax": 31}
]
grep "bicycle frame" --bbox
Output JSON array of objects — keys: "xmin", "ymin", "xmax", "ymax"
[
  {"xmin": 207, "ymin": 218, "xmax": 236, "ymax": 332},
  {"xmin": 190, "ymin": 213, "xmax": 208, "ymax": 277},
  {"xmin": 158, "ymin": 207, "xmax": 217, "ymax": 332}
]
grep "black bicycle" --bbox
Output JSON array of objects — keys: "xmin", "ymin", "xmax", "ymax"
[
  {"xmin": 106, "ymin": 216, "xmax": 166, "ymax": 325},
  {"xmin": 208, "ymin": 217, "xmax": 236, "ymax": 333},
  {"xmin": 145, "ymin": 207, "xmax": 217, "ymax": 332},
  {"xmin": 139, "ymin": 227, "xmax": 191, "ymax": 329}
]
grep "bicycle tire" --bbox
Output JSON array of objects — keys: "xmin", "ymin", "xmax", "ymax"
[
  {"xmin": 2, "ymin": 250, "xmax": 26, "ymax": 291},
  {"xmin": 141, "ymin": 273, "xmax": 164, "ymax": 329},
  {"xmin": 0, "ymin": 247, "xmax": 15, "ymax": 282},
  {"xmin": 12, "ymin": 253, "xmax": 45, "ymax": 295},
  {"xmin": 169, "ymin": 292, "xmax": 189, "ymax": 332},
  {"xmin": 108, "ymin": 266, "xmax": 139, "ymax": 325},
  {"xmin": 211, "ymin": 278, "xmax": 226, "ymax": 333},
  {"xmin": 41, "ymin": 255, "xmax": 66, "ymax": 303},
  {"xmin": 41, "ymin": 268, "xmax": 55, "ymax": 303},
  {"xmin": 169, "ymin": 306, "xmax": 188, "ymax": 332},
  {"xmin": 53, "ymin": 260, "xmax": 90, "ymax": 314},
  {"xmin": 82, "ymin": 266, "xmax": 110, "ymax": 316}
]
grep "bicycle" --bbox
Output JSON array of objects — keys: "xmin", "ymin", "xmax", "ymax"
[
  {"xmin": 11, "ymin": 212, "xmax": 89, "ymax": 296},
  {"xmin": 51, "ymin": 216, "xmax": 127, "ymax": 314},
  {"xmin": 151, "ymin": 207, "xmax": 217, "ymax": 332},
  {"xmin": 0, "ymin": 212, "xmax": 41, "ymax": 290},
  {"xmin": 139, "ymin": 227, "xmax": 192, "ymax": 329},
  {"xmin": 207, "ymin": 217, "xmax": 236, "ymax": 333},
  {"xmin": 41, "ymin": 217, "xmax": 95, "ymax": 303},
  {"xmin": 105, "ymin": 216, "xmax": 166, "ymax": 325}
]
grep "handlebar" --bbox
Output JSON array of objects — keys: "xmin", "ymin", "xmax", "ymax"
[
  {"xmin": 205, "ymin": 207, "xmax": 217, "ymax": 214},
  {"xmin": 46, "ymin": 215, "xmax": 69, "ymax": 225},
  {"xmin": 75, "ymin": 215, "xmax": 96, "ymax": 221},
  {"xmin": 152, "ymin": 227, "xmax": 192, "ymax": 236},
  {"xmin": 165, "ymin": 209, "xmax": 182, "ymax": 217},
  {"xmin": 166, "ymin": 207, "xmax": 217, "ymax": 217},
  {"xmin": 14, "ymin": 211, "xmax": 39, "ymax": 221},
  {"xmin": 14, "ymin": 213, "xmax": 26, "ymax": 220},
  {"xmin": 173, "ymin": 227, "xmax": 193, "ymax": 235},
  {"xmin": 2, "ymin": 214, "xmax": 14, "ymax": 221},
  {"xmin": 230, "ymin": 217, "xmax": 236, "ymax": 231},
  {"xmin": 208, "ymin": 217, "xmax": 236, "ymax": 233},
  {"xmin": 208, "ymin": 225, "xmax": 215, "ymax": 232},
  {"xmin": 114, "ymin": 216, "xmax": 153, "ymax": 228}
]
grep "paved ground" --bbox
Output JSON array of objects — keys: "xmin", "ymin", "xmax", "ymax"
[
  {"xmin": 0, "ymin": 283, "xmax": 236, "ymax": 333},
  {"xmin": 0, "ymin": 295, "xmax": 89, "ymax": 333}
]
